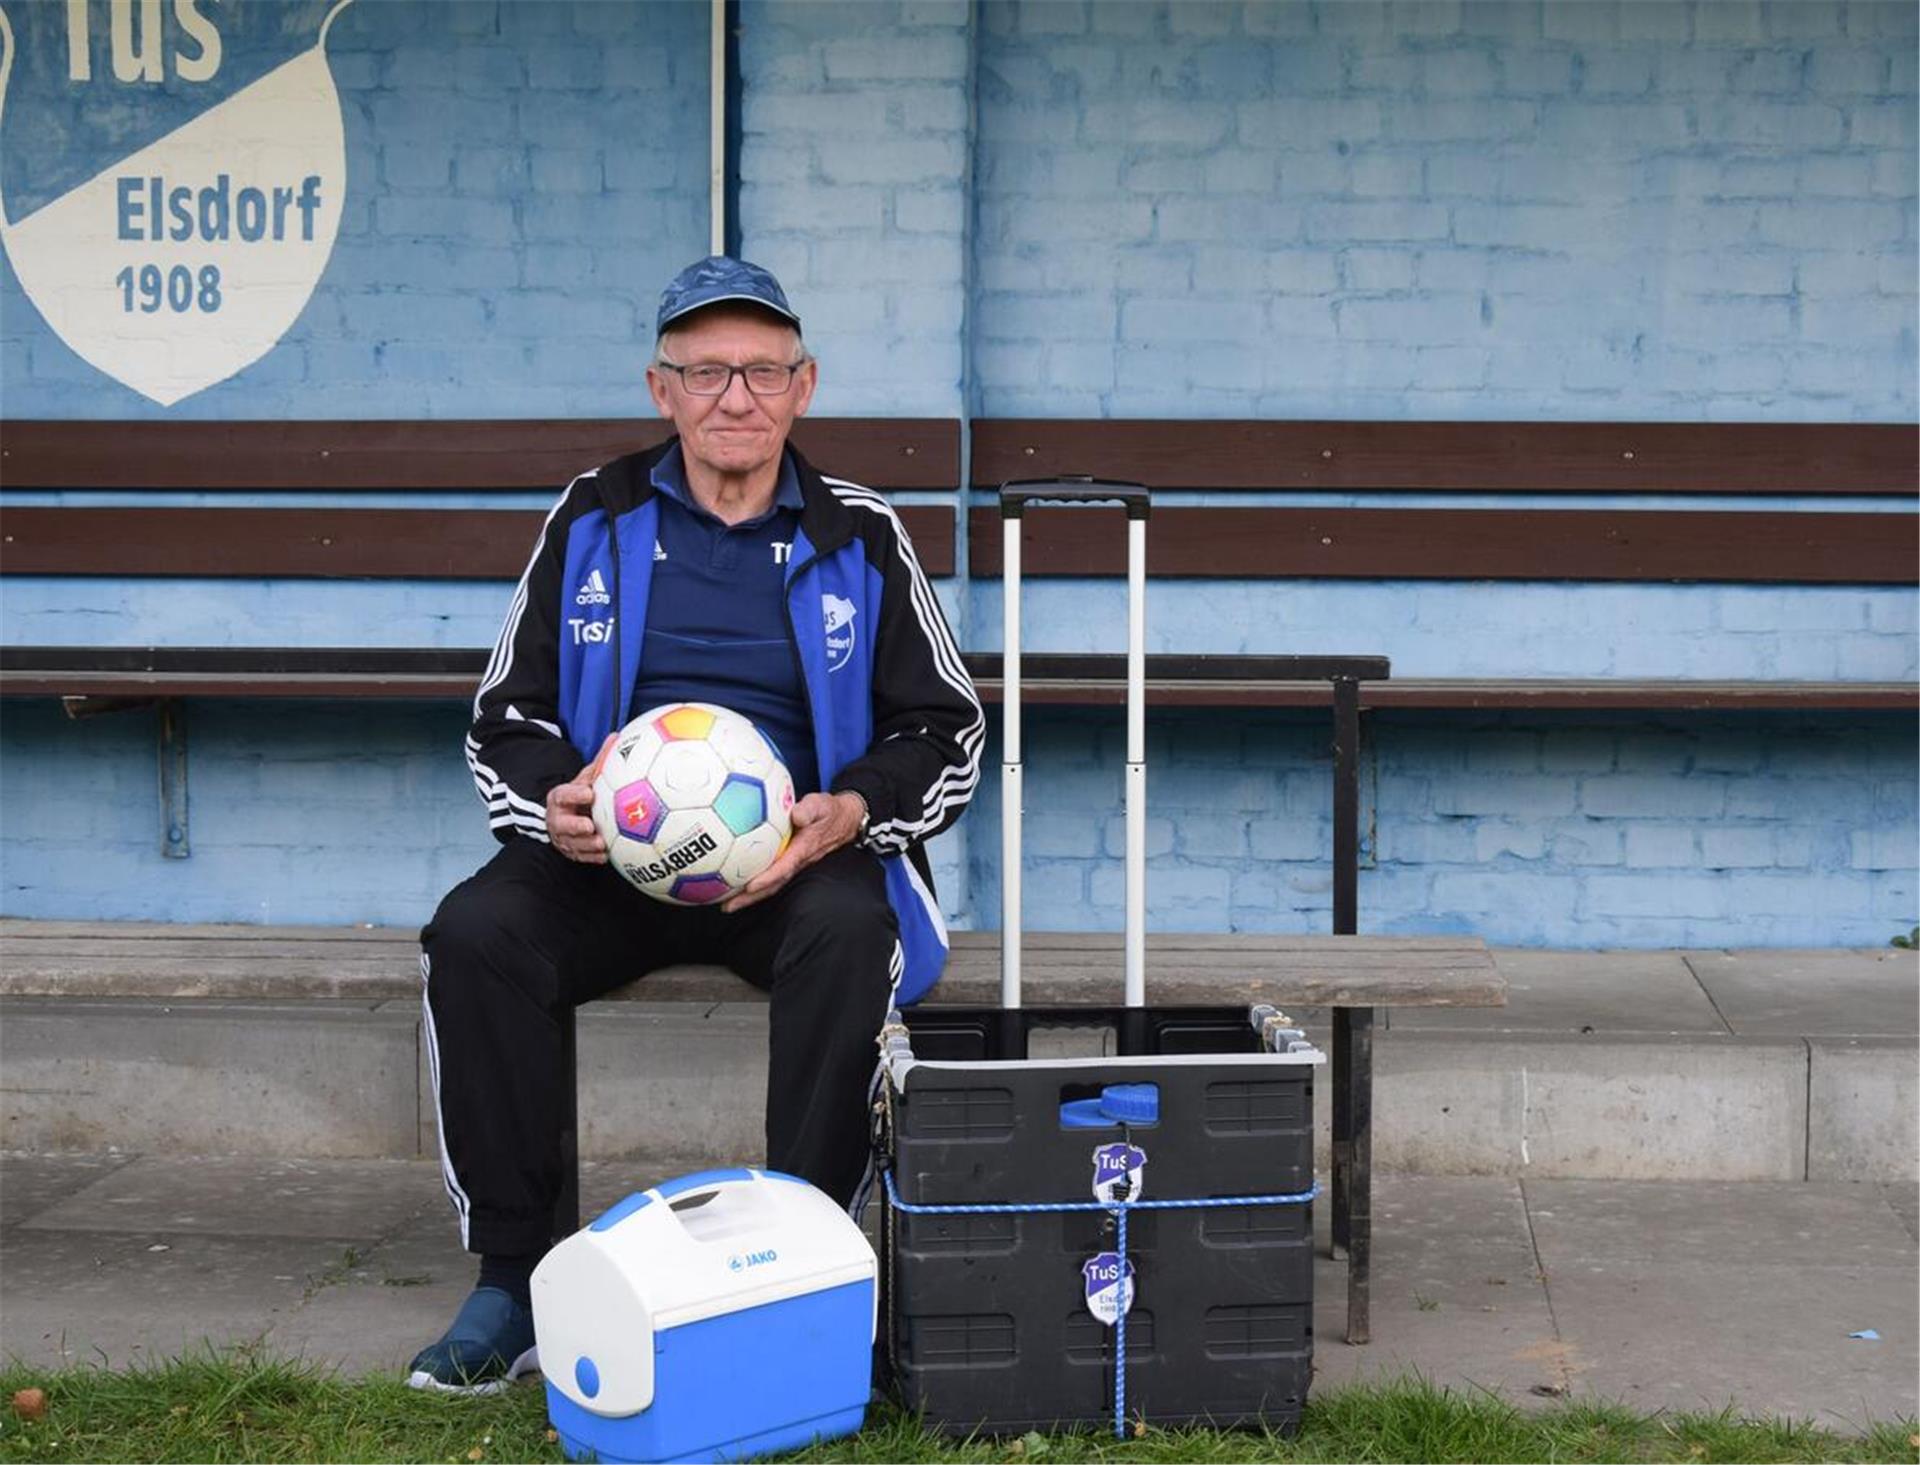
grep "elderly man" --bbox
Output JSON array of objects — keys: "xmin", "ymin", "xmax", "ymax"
[{"xmin": 408, "ymin": 257, "xmax": 982, "ymax": 1393}]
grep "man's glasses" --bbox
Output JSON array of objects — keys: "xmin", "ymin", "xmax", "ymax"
[{"xmin": 656, "ymin": 359, "xmax": 807, "ymax": 397}]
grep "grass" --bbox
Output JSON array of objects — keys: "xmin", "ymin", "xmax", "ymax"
[{"xmin": 1, "ymin": 1354, "xmax": 1915, "ymax": 1465}]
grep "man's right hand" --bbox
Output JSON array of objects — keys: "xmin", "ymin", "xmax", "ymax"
[{"xmin": 546, "ymin": 733, "xmax": 618, "ymax": 864}]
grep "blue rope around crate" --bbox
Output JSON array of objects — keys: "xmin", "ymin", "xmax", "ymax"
[{"xmin": 881, "ymin": 1170, "xmax": 1320, "ymax": 1440}]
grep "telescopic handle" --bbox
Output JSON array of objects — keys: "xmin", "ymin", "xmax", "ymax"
[
  {"xmin": 997, "ymin": 476, "xmax": 1152, "ymax": 1009},
  {"xmin": 999, "ymin": 478, "xmax": 1151, "ymax": 518}
]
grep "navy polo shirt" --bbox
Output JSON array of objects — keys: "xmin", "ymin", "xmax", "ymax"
[{"xmin": 632, "ymin": 445, "xmax": 819, "ymax": 797}]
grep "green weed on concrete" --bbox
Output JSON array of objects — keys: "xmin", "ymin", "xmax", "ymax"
[{"xmin": 1, "ymin": 1355, "xmax": 1915, "ymax": 1464}]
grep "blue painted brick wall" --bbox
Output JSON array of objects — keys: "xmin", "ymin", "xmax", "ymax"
[
  {"xmin": 0, "ymin": 699, "xmax": 500, "ymax": 925},
  {"xmin": 736, "ymin": 0, "xmax": 972, "ymax": 418},
  {"xmin": 957, "ymin": 577, "xmax": 1914, "ymax": 942},
  {"xmin": 976, "ymin": 579, "xmax": 1918, "ymax": 680},
  {"xmin": 0, "ymin": 693, "xmax": 969, "ymax": 930},
  {"xmin": 966, "ymin": 708, "xmax": 1916, "ymax": 947},
  {"xmin": 973, "ymin": 0, "xmax": 1916, "ymax": 421},
  {"xmin": 956, "ymin": 0, "xmax": 1917, "ymax": 946},
  {"xmin": 1, "ymin": 0, "xmax": 1913, "ymax": 946}
]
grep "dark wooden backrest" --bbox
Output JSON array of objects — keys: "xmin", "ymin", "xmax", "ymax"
[
  {"xmin": 3, "ymin": 419, "xmax": 959, "ymax": 491},
  {"xmin": 0, "ymin": 419, "xmax": 960, "ymax": 578},
  {"xmin": 968, "ymin": 420, "xmax": 1918, "ymax": 584},
  {"xmin": 3, "ymin": 418, "xmax": 1913, "ymax": 584}
]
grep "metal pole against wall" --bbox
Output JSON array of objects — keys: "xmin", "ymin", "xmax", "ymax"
[
  {"xmin": 1123, "ymin": 515, "xmax": 1146, "ymax": 1007},
  {"xmin": 710, "ymin": 0, "xmax": 726, "ymax": 255}
]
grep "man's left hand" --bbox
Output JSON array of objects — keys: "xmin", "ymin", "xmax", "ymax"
[{"xmin": 721, "ymin": 790, "xmax": 867, "ymax": 913}]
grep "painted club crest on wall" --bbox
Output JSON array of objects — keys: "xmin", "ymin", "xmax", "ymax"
[{"xmin": 0, "ymin": 0, "xmax": 352, "ymax": 406}]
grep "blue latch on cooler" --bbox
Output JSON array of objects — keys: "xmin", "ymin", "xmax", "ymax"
[{"xmin": 1058, "ymin": 1082, "xmax": 1160, "ymax": 1128}]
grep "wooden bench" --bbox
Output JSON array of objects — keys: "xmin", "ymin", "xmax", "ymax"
[
  {"xmin": 4, "ymin": 416, "xmax": 1913, "ymax": 716},
  {"xmin": 4, "ymin": 413, "xmax": 1913, "ymax": 1343},
  {"xmin": 7, "ymin": 644, "xmax": 1913, "ymax": 713},
  {"xmin": 3, "ymin": 416, "xmax": 1911, "ymax": 888}
]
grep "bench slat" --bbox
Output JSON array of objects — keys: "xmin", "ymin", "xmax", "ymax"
[
  {"xmin": 0, "ymin": 935, "xmax": 1493, "ymax": 966},
  {"xmin": 964, "ymin": 676, "xmax": 1920, "ymax": 711},
  {"xmin": 948, "ymin": 931, "xmax": 1487, "ymax": 954},
  {"xmin": 970, "ymin": 419, "xmax": 1920, "ymax": 494},
  {"xmin": 4, "ymin": 662, "xmax": 1912, "ymax": 709},
  {"xmin": 0, "ymin": 919, "xmax": 409, "ymax": 942},
  {"xmin": 0, "ymin": 940, "xmax": 415, "ymax": 963},
  {"xmin": 0, "ymin": 505, "xmax": 957, "ymax": 579},
  {"xmin": 0, "ymin": 922, "xmax": 1499, "ymax": 1008},
  {"xmin": 1, "ymin": 923, "xmax": 1475, "ymax": 955},
  {"xmin": 11, "ymin": 503, "xmax": 1914, "ymax": 586},
  {"xmin": 8, "ymin": 419, "xmax": 1913, "ymax": 495},
  {"xmin": 1, "ymin": 418, "xmax": 963, "ymax": 492},
  {"xmin": 11, "ymin": 419, "xmax": 1910, "ymax": 495},
  {"xmin": 968, "ymin": 505, "xmax": 1920, "ymax": 584}
]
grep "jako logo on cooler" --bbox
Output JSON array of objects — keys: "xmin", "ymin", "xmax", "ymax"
[
  {"xmin": 627, "ymin": 828, "xmax": 717, "ymax": 884},
  {"xmin": 726, "ymin": 1248, "xmax": 778, "ymax": 1272}
]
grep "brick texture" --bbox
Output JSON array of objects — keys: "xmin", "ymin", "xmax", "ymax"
[
  {"xmin": 972, "ymin": 0, "xmax": 1916, "ymax": 419},
  {"xmin": 951, "ymin": 708, "xmax": 1916, "ymax": 947},
  {"xmin": 736, "ymin": 0, "xmax": 972, "ymax": 418}
]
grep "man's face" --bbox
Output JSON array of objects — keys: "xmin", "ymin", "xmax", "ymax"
[{"xmin": 646, "ymin": 307, "xmax": 816, "ymax": 482}]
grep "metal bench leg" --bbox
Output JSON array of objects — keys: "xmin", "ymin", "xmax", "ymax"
[
  {"xmin": 553, "ymin": 1005, "xmax": 581, "ymax": 1242},
  {"xmin": 1331, "ymin": 1005, "xmax": 1373, "ymax": 1344},
  {"xmin": 1330, "ymin": 1007, "xmax": 1351, "ymax": 1261},
  {"xmin": 1328, "ymin": 676, "xmax": 1372, "ymax": 1342}
]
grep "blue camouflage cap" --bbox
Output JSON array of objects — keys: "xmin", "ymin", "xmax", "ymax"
[{"xmin": 655, "ymin": 255, "xmax": 801, "ymax": 335}]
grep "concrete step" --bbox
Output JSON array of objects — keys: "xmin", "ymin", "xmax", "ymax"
[
  {"xmin": 3, "ymin": 966, "xmax": 1914, "ymax": 1181},
  {"xmin": 2, "ymin": 923, "xmax": 1912, "ymax": 1178}
]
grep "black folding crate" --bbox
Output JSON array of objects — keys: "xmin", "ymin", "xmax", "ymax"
[
  {"xmin": 883, "ymin": 482, "xmax": 1325, "ymax": 1435},
  {"xmin": 878, "ymin": 1002, "xmax": 1321, "ymax": 1436}
]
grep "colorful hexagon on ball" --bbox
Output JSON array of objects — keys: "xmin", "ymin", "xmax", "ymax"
[
  {"xmin": 611, "ymin": 779, "xmax": 667, "ymax": 844},
  {"xmin": 669, "ymin": 872, "xmax": 734, "ymax": 905},
  {"xmin": 655, "ymin": 705, "xmax": 716, "ymax": 742},
  {"xmin": 712, "ymin": 774, "xmax": 768, "ymax": 837}
]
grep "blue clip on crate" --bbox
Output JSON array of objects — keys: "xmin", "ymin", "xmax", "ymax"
[
  {"xmin": 531, "ymin": 1168, "xmax": 876, "ymax": 1464},
  {"xmin": 1058, "ymin": 1082, "xmax": 1162, "ymax": 1128}
]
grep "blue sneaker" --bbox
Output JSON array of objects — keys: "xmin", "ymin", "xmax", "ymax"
[{"xmin": 406, "ymin": 1287, "xmax": 540, "ymax": 1396}]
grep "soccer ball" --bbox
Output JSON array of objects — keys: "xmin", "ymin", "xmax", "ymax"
[{"xmin": 590, "ymin": 703, "xmax": 795, "ymax": 905}]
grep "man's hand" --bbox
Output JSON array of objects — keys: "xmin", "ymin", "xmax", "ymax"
[
  {"xmin": 721, "ymin": 790, "xmax": 867, "ymax": 913},
  {"xmin": 546, "ymin": 734, "xmax": 618, "ymax": 864}
]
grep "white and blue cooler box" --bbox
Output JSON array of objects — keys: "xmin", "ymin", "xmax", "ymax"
[{"xmin": 530, "ymin": 1167, "xmax": 876, "ymax": 1464}]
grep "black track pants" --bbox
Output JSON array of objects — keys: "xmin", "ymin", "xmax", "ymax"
[{"xmin": 420, "ymin": 836, "xmax": 899, "ymax": 1256}]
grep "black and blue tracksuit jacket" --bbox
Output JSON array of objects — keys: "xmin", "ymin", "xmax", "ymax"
[{"xmin": 463, "ymin": 439, "xmax": 983, "ymax": 1004}]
